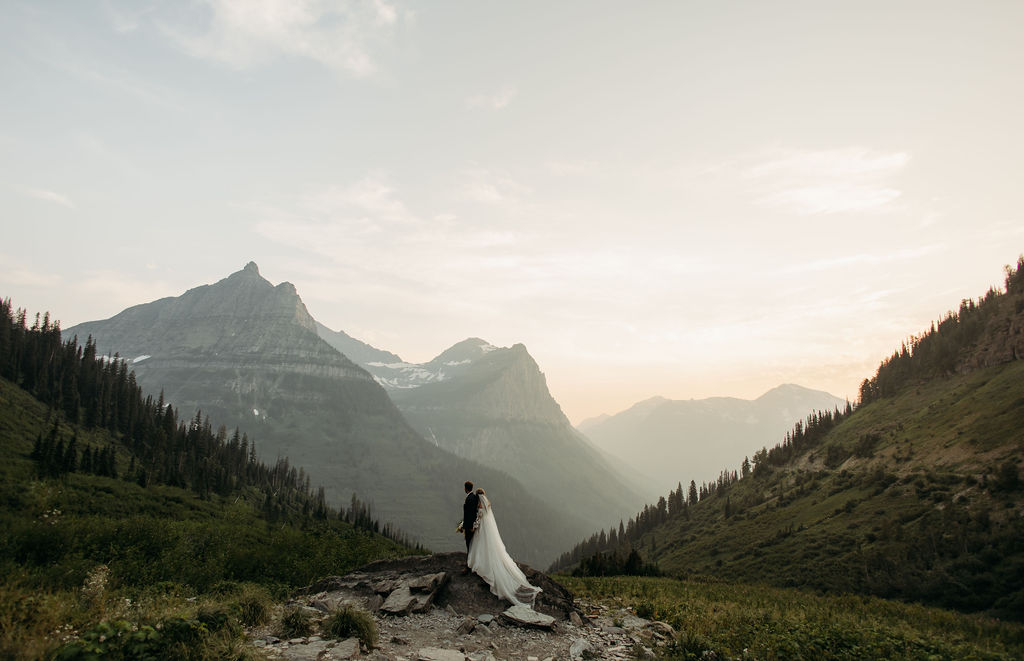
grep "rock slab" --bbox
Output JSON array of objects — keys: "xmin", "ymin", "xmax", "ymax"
[
  {"xmin": 501, "ymin": 604, "xmax": 555, "ymax": 630},
  {"xmin": 569, "ymin": 637, "xmax": 592, "ymax": 660},
  {"xmin": 417, "ymin": 648, "xmax": 466, "ymax": 661}
]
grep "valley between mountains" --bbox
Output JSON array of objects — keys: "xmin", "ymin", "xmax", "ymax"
[
  {"xmin": 62, "ymin": 262, "xmax": 842, "ymax": 568},
  {"xmin": 1, "ymin": 256, "xmax": 1022, "ymax": 660}
]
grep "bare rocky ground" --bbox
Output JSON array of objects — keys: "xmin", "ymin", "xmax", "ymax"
[{"xmin": 247, "ymin": 553, "xmax": 675, "ymax": 661}]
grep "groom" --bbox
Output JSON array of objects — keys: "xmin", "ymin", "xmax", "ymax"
[{"xmin": 462, "ymin": 480, "xmax": 480, "ymax": 558}]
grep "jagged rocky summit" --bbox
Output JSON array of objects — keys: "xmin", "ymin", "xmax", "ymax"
[{"xmin": 321, "ymin": 333, "xmax": 656, "ymax": 534}]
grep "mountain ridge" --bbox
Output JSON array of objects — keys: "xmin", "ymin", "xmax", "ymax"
[
  {"xmin": 374, "ymin": 337, "xmax": 656, "ymax": 531},
  {"xmin": 62, "ymin": 263, "xmax": 587, "ymax": 566},
  {"xmin": 579, "ymin": 384, "xmax": 847, "ymax": 493}
]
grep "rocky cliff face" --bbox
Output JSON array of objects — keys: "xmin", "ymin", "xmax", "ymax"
[
  {"xmin": 63, "ymin": 264, "xmax": 583, "ymax": 566},
  {"xmin": 961, "ymin": 284, "xmax": 1024, "ymax": 371},
  {"xmin": 363, "ymin": 339, "xmax": 653, "ymax": 536},
  {"xmin": 578, "ymin": 385, "xmax": 848, "ymax": 493}
]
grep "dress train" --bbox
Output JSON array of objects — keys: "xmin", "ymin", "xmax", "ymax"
[{"xmin": 466, "ymin": 495, "xmax": 542, "ymax": 607}]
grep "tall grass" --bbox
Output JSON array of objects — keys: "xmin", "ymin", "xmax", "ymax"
[{"xmin": 563, "ymin": 575, "xmax": 1024, "ymax": 661}]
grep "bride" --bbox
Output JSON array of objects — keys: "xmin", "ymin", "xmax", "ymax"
[{"xmin": 466, "ymin": 489, "xmax": 542, "ymax": 607}]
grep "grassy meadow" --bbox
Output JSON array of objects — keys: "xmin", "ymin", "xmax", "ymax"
[{"xmin": 562, "ymin": 574, "xmax": 1024, "ymax": 660}]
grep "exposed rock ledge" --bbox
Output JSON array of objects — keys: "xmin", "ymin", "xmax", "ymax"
[
  {"xmin": 254, "ymin": 552, "xmax": 677, "ymax": 660},
  {"xmin": 293, "ymin": 552, "xmax": 580, "ymax": 624}
]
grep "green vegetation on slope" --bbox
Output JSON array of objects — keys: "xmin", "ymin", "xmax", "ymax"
[
  {"xmin": 0, "ymin": 298, "xmax": 422, "ymax": 658},
  {"xmin": 563, "ymin": 575, "xmax": 1024, "ymax": 661},
  {"xmin": 556, "ymin": 256, "xmax": 1024, "ymax": 620},
  {"xmin": 0, "ymin": 376, "xmax": 410, "ymax": 658},
  {"xmin": 643, "ymin": 360, "xmax": 1024, "ymax": 616}
]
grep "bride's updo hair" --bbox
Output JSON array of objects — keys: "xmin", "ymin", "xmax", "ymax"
[{"xmin": 476, "ymin": 488, "xmax": 485, "ymax": 495}]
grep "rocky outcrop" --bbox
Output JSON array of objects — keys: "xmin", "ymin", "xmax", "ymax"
[
  {"xmin": 960, "ymin": 288, "xmax": 1024, "ymax": 371},
  {"xmin": 258, "ymin": 572, "xmax": 677, "ymax": 661},
  {"xmin": 295, "ymin": 553, "xmax": 579, "ymax": 623}
]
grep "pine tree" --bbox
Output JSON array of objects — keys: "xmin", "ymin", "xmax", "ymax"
[{"xmin": 63, "ymin": 433, "xmax": 78, "ymax": 473}]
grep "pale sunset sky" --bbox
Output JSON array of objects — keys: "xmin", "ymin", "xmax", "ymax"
[{"xmin": 1, "ymin": 1, "xmax": 1021, "ymax": 424}]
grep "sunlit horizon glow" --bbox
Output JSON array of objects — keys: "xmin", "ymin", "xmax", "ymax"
[{"xmin": 1, "ymin": 2, "xmax": 1021, "ymax": 425}]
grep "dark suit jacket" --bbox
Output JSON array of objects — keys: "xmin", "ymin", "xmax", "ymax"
[{"xmin": 463, "ymin": 491, "xmax": 480, "ymax": 534}]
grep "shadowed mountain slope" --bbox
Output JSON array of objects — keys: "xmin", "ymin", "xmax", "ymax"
[
  {"xmin": 343, "ymin": 336, "xmax": 654, "ymax": 534},
  {"xmin": 64, "ymin": 264, "xmax": 584, "ymax": 566}
]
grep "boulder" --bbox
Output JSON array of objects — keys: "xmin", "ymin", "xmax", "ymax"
[
  {"xmin": 455, "ymin": 617, "xmax": 477, "ymax": 635},
  {"xmin": 500, "ymin": 604, "xmax": 555, "ymax": 630},
  {"xmin": 278, "ymin": 640, "xmax": 330, "ymax": 661},
  {"xmin": 645, "ymin": 621, "xmax": 676, "ymax": 638},
  {"xmin": 294, "ymin": 553, "xmax": 582, "ymax": 622},
  {"xmin": 569, "ymin": 638, "xmax": 591, "ymax": 660},
  {"xmin": 333, "ymin": 638, "xmax": 360, "ymax": 659},
  {"xmin": 417, "ymin": 648, "xmax": 466, "ymax": 661},
  {"xmin": 381, "ymin": 586, "xmax": 434, "ymax": 615},
  {"xmin": 407, "ymin": 572, "xmax": 447, "ymax": 592}
]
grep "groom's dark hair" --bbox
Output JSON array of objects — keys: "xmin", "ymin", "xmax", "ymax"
[{"xmin": 464, "ymin": 481, "xmax": 473, "ymax": 493}]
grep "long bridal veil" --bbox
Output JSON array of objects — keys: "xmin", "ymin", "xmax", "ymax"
[{"xmin": 467, "ymin": 495, "xmax": 542, "ymax": 607}]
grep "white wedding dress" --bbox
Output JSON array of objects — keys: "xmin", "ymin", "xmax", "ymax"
[{"xmin": 467, "ymin": 495, "xmax": 542, "ymax": 607}]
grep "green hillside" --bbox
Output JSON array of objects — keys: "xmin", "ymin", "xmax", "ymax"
[
  {"xmin": 555, "ymin": 257, "xmax": 1024, "ymax": 620},
  {"xmin": 0, "ymin": 300, "xmax": 419, "ymax": 659},
  {"xmin": 0, "ymin": 376, "xmax": 411, "ymax": 591}
]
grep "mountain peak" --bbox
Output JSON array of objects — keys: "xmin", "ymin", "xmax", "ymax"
[
  {"xmin": 221, "ymin": 262, "xmax": 269, "ymax": 289},
  {"xmin": 430, "ymin": 337, "xmax": 499, "ymax": 365}
]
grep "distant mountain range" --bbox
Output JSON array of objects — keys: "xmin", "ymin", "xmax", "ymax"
[
  {"xmin": 64, "ymin": 261, "xmax": 862, "ymax": 567},
  {"xmin": 555, "ymin": 257, "xmax": 1024, "ymax": 620},
  {"xmin": 65, "ymin": 263, "xmax": 580, "ymax": 565},
  {"xmin": 578, "ymin": 385, "xmax": 848, "ymax": 493}
]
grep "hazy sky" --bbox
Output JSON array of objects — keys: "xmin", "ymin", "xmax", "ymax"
[{"xmin": 2, "ymin": 1, "xmax": 1022, "ymax": 424}]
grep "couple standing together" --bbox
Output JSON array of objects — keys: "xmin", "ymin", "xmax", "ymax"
[{"xmin": 461, "ymin": 481, "xmax": 542, "ymax": 608}]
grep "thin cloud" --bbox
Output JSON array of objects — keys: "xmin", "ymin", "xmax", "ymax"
[
  {"xmin": 156, "ymin": 0, "xmax": 407, "ymax": 77},
  {"xmin": 24, "ymin": 187, "xmax": 75, "ymax": 209},
  {"xmin": 760, "ymin": 184, "xmax": 901, "ymax": 215},
  {"xmin": 748, "ymin": 147, "xmax": 910, "ymax": 215},
  {"xmin": 0, "ymin": 255, "xmax": 63, "ymax": 287},
  {"xmin": 544, "ymin": 160, "xmax": 600, "ymax": 177},
  {"xmin": 750, "ymin": 148, "xmax": 910, "ymax": 178},
  {"xmin": 301, "ymin": 173, "xmax": 417, "ymax": 230},
  {"xmin": 456, "ymin": 167, "xmax": 530, "ymax": 205},
  {"xmin": 467, "ymin": 85, "xmax": 517, "ymax": 110},
  {"xmin": 781, "ymin": 246, "xmax": 938, "ymax": 275}
]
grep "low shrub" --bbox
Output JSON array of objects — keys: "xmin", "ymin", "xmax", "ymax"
[
  {"xmin": 233, "ymin": 585, "xmax": 272, "ymax": 627},
  {"xmin": 278, "ymin": 606, "xmax": 314, "ymax": 639},
  {"xmin": 324, "ymin": 605, "xmax": 378, "ymax": 648}
]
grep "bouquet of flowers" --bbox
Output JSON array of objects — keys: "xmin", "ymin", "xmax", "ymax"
[{"xmin": 455, "ymin": 520, "xmax": 464, "ymax": 533}]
